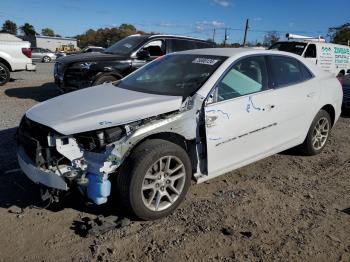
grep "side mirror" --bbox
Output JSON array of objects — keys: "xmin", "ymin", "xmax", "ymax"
[{"xmin": 136, "ymin": 49, "xmax": 151, "ymax": 60}]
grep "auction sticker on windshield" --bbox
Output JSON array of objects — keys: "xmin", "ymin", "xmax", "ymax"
[{"xmin": 192, "ymin": 58, "xmax": 219, "ymax": 65}]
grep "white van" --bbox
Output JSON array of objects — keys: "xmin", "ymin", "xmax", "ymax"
[{"xmin": 269, "ymin": 34, "xmax": 350, "ymax": 77}]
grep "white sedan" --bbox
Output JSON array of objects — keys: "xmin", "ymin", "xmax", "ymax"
[{"xmin": 18, "ymin": 48, "xmax": 343, "ymax": 220}]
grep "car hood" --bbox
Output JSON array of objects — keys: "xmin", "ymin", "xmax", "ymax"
[
  {"xmin": 26, "ymin": 84, "xmax": 183, "ymax": 135},
  {"xmin": 57, "ymin": 52, "xmax": 129, "ymax": 64}
]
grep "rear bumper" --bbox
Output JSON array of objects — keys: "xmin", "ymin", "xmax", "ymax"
[
  {"xmin": 18, "ymin": 146, "xmax": 68, "ymax": 191},
  {"xmin": 26, "ymin": 63, "xmax": 36, "ymax": 71}
]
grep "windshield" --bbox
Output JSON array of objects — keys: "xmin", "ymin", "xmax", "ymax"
[
  {"xmin": 116, "ymin": 54, "xmax": 227, "ymax": 97},
  {"xmin": 269, "ymin": 42, "xmax": 307, "ymax": 56},
  {"xmin": 104, "ymin": 36, "xmax": 146, "ymax": 55}
]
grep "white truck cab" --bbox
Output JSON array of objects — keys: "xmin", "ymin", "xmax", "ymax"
[{"xmin": 269, "ymin": 33, "xmax": 350, "ymax": 77}]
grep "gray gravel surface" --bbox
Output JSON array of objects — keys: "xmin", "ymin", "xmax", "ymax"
[{"xmin": 0, "ymin": 70, "xmax": 350, "ymax": 261}]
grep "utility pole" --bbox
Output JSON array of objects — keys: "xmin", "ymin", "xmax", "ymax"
[
  {"xmin": 243, "ymin": 19, "xmax": 249, "ymax": 46},
  {"xmin": 223, "ymin": 28, "xmax": 228, "ymax": 47},
  {"xmin": 212, "ymin": 28, "xmax": 216, "ymax": 43}
]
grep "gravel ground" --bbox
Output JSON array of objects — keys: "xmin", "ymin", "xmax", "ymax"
[{"xmin": 0, "ymin": 66, "xmax": 350, "ymax": 262}]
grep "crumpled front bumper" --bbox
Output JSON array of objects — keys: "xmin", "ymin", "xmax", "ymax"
[{"xmin": 17, "ymin": 146, "xmax": 68, "ymax": 191}]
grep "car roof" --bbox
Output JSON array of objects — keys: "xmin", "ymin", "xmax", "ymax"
[
  {"xmin": 176, "ymin": 47, "xmax": 317, "ymax": 60},
  {"xmin": 128, "ymin": 34, "xmax": 210, "ymax": 43}
]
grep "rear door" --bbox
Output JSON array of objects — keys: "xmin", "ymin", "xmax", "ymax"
[
  {"xmin": 31, "ymin": 48, "xmax": 41, "ymax": 61},
  {"xmin": 267, "ymin": 55, "xmax": 319, "ymax": 144}
]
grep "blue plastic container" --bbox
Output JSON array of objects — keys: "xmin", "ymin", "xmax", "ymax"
[{"xmin": 87, "ymin": 173, "xmax": 111, "ymax": 205}]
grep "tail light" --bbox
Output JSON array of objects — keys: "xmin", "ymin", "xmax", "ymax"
[{"xmin": 22, "ymin": 48, "xmax": 32, "ymax": 58}]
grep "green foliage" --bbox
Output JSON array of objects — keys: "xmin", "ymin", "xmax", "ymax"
[
  {"xmin": 41, "ymin": 28, "xmax": 55, "ymax": 37},
  {"xmin": 76, "ymin": 24, "xmax": 144, "ymax": 48},
  {"xmin": 329, "ymin": 23, "xmax": 350, "ymax": 45},
  {"xmin": 19, "ymin": 23, "xmax": 36, "ymax": 36},
  {"xmin": 1, "ymin": 20, "xmax": 17, "ymax": 35}
]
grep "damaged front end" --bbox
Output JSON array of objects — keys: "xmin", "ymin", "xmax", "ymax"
[{"xmin": 17, "ymin": 95, "xmax": 205, "ymax": 205}]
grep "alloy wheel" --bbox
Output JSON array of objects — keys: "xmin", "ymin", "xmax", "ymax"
[
  {"xmin": 141, "ymin": 156, "xmax": 186, "ymax": 212},
  {"xmin": 312, "ymin": 117, "xmax": 330, "ymax": 150},
  {"xmin": 0, "ymin": 65, "xmax": 7, "ymax": 84}
]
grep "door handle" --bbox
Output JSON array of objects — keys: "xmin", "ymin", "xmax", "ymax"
[{"xmin": 307, "ymin": 92, "xmax": 316, "ymax": 98}]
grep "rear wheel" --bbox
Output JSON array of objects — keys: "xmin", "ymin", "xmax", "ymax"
[
  {"xmin": 93, "ymin": 75, "xmax": 118, "ymax": 86},
  {"xmin": 0, "ymin": 62, "xmax": 10, "ymax": 86},
  {"xmin": 42, "ymin": 56, "xmax": 51, "ymax": 63},
  {"xmin": 117, "ymin": 139, "xmax": 192, "ymax": 220},
  {"xmin": 299, "ymin": 110, "xmax": 331, "ymax": 155}
]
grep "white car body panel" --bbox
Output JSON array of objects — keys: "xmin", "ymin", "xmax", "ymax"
[
  {"xmin": 0, "ymin": 37, "xmax": 35, "ymax": 71},
  {"xmin": 19, "ymin": 48, "xmax": 343, "ymax": 193},
  {"xmin": 25, "ymin": 84, "xmax": 183, "ymax": 135}
]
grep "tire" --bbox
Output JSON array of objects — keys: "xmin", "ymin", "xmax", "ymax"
[
  {"xmin": 299, "ymin": 110, "xmax": 331, "ymax": 156},
  {"xmin": 93, "ymin": 75, "xmax": 118, "ymax": 86},
  {"xmin": 117, "ymin": 139, "xmax": 192, "ymax": 220},
  {"xmin": 0, "ymin": 62, "xmax": 10, "ymax": 86},
  {"xmin": 42, "ymin": 56, "xmax": 51, "ymax": 63}
]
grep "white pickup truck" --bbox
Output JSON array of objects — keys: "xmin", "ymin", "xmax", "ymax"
[{"xmin": 0, "ymin": 33, "xmax": 36, "ymax": 85}]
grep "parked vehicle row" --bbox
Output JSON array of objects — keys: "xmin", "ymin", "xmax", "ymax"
[
  {"xmin": 18, "ymin": 48, "xmax": 342, "ymax": 220},
  {"xmin": 0, "ymin": 33, "xmax": 36, "ymax": 85}
]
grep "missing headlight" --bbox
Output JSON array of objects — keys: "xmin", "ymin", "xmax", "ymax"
[{"xmin": 75, "ymin": 126, "xmax": 125, "ymax": 151}]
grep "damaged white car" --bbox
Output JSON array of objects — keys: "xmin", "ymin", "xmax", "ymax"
[{"xmin": 17, "ymin": 48, "xmax": 343, "ymax": 220}]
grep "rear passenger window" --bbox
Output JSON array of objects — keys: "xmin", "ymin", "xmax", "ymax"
[
  {"xmin": 168, "ymin": 39, "xmax": 196, "ymax": 52},
  {"xmin": 217, "ymin": 56, "xmax": 268, "ymax": 101},
  {"xmin": 270, "ymin": 56, "xmax": 303, "ymax": 87},
  {"xmin": 194, "ymin": 42, "xmax": 213, "ymax": 49}
]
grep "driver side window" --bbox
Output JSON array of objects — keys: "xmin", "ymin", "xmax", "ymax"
[
  {"xmin": 216, "ymin": 56, "xmax": 268, "ymax": 102},
  {"xmin": 142, "ymin": 40, "xmax": 165, "ymax": 57}
]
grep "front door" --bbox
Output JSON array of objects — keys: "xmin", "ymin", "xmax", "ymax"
[{"xmin": 204, "ymin": 55, "xmax": 280, "ymax": 175}]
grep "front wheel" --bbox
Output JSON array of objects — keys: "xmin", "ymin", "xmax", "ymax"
[
  {"xmin": 117, "ymin": 139, "xmax": 192, "ymax": 220},
  {"xmin": 299, "ymin": 110, "xmax": 331, "ymax": 156},
  {"xmin": 93, "ymin": 75, "xmax": 118, "ymax": 86}
]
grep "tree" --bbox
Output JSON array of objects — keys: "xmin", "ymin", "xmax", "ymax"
[
  {"xmin": 41, "ymin": 28, "xmax": 55, "ymax": 37},
  {"xmin": 263, "ymin": 31, "xmax": 280, "ymax": 47},
  {"xmin": 2, "ymin": 20, "xmax": 17, "ymax": 35},
  {"xmin": 19, "ymin": 23, "xmax": 36, "ymax": 36},
  {"xmin": 328, "ymin": 23, "xmax": 350, "ymax": 45},
  {"xmin": 76, "ymin": 24, "xmax": 144, "ymax": 48}
]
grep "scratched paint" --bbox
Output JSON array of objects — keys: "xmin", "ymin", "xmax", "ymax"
[
  {"xmin": 205, "ymin": 109, "xmax": 230, "ymax": 119},
  {"xmin": 246, "ymin": 96, "xmax": 262, "ymax": 113}
]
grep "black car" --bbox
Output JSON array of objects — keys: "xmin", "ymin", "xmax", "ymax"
[
  {"xmin": 342, "ymin": 75, "xmax": 350, "ymax": 111},
  {"xmin": 54, "ymin": 34, "xmax": 215, "ymax": 92}
]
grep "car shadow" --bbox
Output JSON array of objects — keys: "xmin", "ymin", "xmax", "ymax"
[
  {"xmin": 4, "ymin": 82, "xmax": 60, "ymax": 102},
  {"xmin": 341, "ymin": 109, "xmax": 350, "ymax": 118},
  {"xmin": 0, "ymin": 126, "xmax": 128, "ymax": 218}
]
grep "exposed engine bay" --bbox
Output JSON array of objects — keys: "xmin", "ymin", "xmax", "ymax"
[{"xmin": 17, "ymin": 95, "xmax": 207, "ymax": 205}]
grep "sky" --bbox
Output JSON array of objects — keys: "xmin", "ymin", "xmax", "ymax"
[{"xmin": 1, "ymin": 0, "xmax": 349, "ymax": 44}]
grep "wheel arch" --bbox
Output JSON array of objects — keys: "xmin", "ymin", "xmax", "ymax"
[
  {"xmin": 0, "ymin": 57, "xmax": 12, "ymax": 71},
  {"xmin": 320, "ymin": 104, "xmax": 336, "ymax": 127},
  {"xmin": 93, "ymin": 70, "xmax": 123, "ymax": 84},
  {"xmin": 124, "ymin": 132, "xmax": 198, "ymax": 177}
]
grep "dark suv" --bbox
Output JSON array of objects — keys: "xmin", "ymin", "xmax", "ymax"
[{"xmin": 54, "ymin": 34, "xmax": 215, "ymax": 92}]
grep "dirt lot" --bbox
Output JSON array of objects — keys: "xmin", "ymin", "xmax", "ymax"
[{"xmin": 0, "ymin": 64, "xmax": 350, "ymax": 262}]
